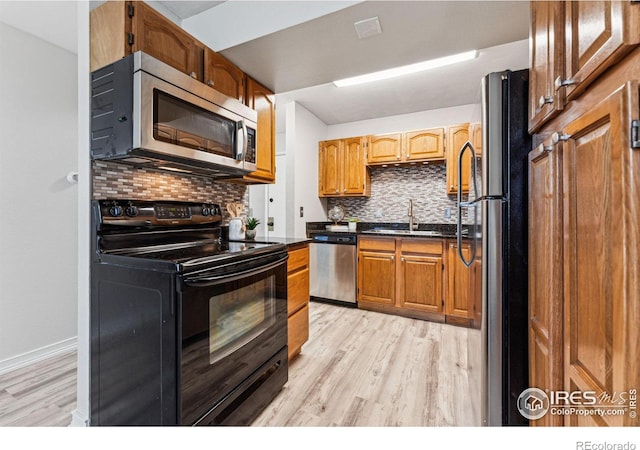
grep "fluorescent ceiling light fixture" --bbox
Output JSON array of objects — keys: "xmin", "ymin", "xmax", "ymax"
[{"xmin": 333, "ymin": 50, "xmax": 478, "ymax": 87}]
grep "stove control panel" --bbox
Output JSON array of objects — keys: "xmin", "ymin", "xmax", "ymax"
[{"xmin": 98, "ymin": 200, "xmax": 222, "ymax": 227}]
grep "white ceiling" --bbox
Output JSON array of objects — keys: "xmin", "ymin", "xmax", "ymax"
[
  {"xmin": 184, "ymin": 0, "xmax": 530, "ymax": 126},
  {"xmin": 1, "ymin": 1, "xmax": 531, "ymax": 127}
]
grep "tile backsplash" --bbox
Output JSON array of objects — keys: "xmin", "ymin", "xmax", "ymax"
[
  {"xmin": 327, "ymin": 164, "xmax": 466, "ymax": 224},
  {"xmin": 92, "ymin": 161, "xmax": 248, "ymax": 223}
]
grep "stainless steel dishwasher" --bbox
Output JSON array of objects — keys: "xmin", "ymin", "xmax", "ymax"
[{"xmin": 308, "ymin": 232, "xmax": 357, "ymax": 305}]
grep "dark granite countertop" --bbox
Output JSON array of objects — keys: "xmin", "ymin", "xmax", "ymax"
[
  {"xmin": 230, "ymin": 236, "xmax": 311, "ymax": 248},
  {"xmin": 306, "ymin": 221, "xmax": 475, "ymax": 239}
]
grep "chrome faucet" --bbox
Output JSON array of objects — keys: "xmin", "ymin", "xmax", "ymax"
[{"xmin": 408, "ymin": 199, "xmax": 418, "ymax": 231}]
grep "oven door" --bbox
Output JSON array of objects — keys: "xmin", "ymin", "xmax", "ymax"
[
  {"xmin": 179, "ymin": 251, "xmax": 288, "ymax": 425},
  {"xmin": 136, "ymin": 70, "xmax": 257, "ymax": 173}
]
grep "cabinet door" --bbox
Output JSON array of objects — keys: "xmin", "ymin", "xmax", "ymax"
[
  {"xmin": 368, "ymin": 133, "xmax": 403, "ymax": 164},
  {"xmin": 529, "ymin": 0, "xmax": 565, "ymax": 133},
  {"xmin": 564, "ymin": 1, "xmax": 640, "ymax": 101},
  {"xmin": 446, "ymin": 242, "xmax": 474, "ymax": 319},
  {"xmin": 405, "ymin": 128, "xmax": 445, "ymax": 161},
  {"xmin": 528, "ymin": 142, "xmax": 564, "ymax": 426},
  {"xmin": 244, "ymin": 77, "xmax": 276, "ymax": 183},
  {"xmin": 469, "ymin": 122, "xmax": 483, "ymax": 158},
  {"xmin": 132, "ymin": 2, "xmax": 203, "ymax": 80},
  {"xmin": 342, "ymin": 137, "xmax": 366, "ymax": 195},
  {"xmin": 445, "ymin": 124, "xmax": 470, "ymax": 195},
  {"xmin": 357, "ymin": 250, "xmax": 396, "ymax": 305},
  {"xmin": 203, "ymin": 48, "xmax": 245, "ymax": 102},
  {"xmin": 318, "ymin": 140, "xmax": 342, "ymax": 196},
  {"xmin": 562, "ymin": 83, "xmax": 639, "ymax": 426},
  {"xmin": 398, "ymin": 254, "xmax": 443, "ymax": 314}
]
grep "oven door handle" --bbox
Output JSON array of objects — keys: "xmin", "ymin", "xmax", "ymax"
[{"xmin": 183, "ymin": 254, "xmax": 288, "ymax": 287}]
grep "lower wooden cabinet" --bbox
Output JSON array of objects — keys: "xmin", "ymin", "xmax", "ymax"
[
  {"xmin": 287, "ymin": 244, "xmax": 310, "ymax": 361},
  {"xmin": 358, "ymin": 236, "xmax": 476, "ymax": 326},
  {"xmin": 358, "ymin": 237, "xmax": 440, "ymax": 319},
  {"xmin": 528, "ymin": 141, "xmax": 564, "ymax": 427},
  {"xmin": 445, "ymin": 241, "xmax": 478, "ymax": 328}
]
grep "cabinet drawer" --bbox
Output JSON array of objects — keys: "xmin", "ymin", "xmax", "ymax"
[
  {"xmin": 358, "ymin": 237, "xmax": 396, "ymax": 252},
  {"xmin": 288, "ymin": 304, "xmax": 309, "ymax": 361},
  {"xmin": 287, "ymin": 267, "xmax": 309, "ymax": 315},
  {"xmin": 400, "ymin": 239, "xmax": 443, "ymax": 255},
  {"xmin": 287, "ymin": 245, "xmax": 309, "ymax": 273}
]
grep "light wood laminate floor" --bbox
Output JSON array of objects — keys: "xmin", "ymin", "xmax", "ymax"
[
  {"xmin": 0, "ymin": 302, "xmax": 480, "ymax": 426},
  {"xmin": 254, "ymin": 302, "xmax": 480, "ymax": 426}
]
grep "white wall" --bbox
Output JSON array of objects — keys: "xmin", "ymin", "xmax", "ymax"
[
  {"xmin": 326, "ymin": 103, "xmax": 481, "ymax": 139},
  {"xmin": 285, "ymin": 102, "xmax": 328, "ymax": 237},
  {"xmin": 0, "ymin": 22, "xmax": 78, "ymax": 369}
]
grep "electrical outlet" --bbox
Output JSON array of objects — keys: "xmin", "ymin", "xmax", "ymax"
[
  {"xmin": 444, "ymin": 208, "xmax": 451, "ymax": 219},
  {"xmin": 300, "ymin": 206, "xmax": 304, "ymax": 218},
  {"xmin": 375, "ymin": 208, "xmax": 383, "ymax": 218}
]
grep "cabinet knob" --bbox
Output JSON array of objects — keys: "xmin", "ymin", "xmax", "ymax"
[
  {"xmin": 396, "ymin": 155, "xmax": 401, "ymax": 160},
  {"xmin": 343, "ymin": 189, "xmax": 347, "ymax": 193},
  {"xmin": 554, "ymin": 76, "xmax": 578, "ymax": 90},
  {"xmin": 190, "ymin": 72, "xmax": 198, "ymax": 79},
  {"xmin": 401, "ymin": 257, "xmax": 405, "ymax": 263},
  {"xmin": 390, "ymin": 256, "xmax": 394, "ymax": 262},
  {"xmin": 551, "ymin": 132, "xmax": 571, "ymax": 144},
  {"xmin": 538, "ymin": 95, "xmax": 554, "ymax": 108},
  {"xmin": 335, "ymin": 189, "xmax": 339, "ymax": 193},
  {"xmin": 207, "ymin": 80, "xmax": 214, "ymax": 87}
]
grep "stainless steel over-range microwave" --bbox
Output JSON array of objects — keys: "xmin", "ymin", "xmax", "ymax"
[{"xmin": 90, "ymin": 52, "xmax": 257, "ymax": 177}]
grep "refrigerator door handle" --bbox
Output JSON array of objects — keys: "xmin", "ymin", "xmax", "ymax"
[{"xmin": 457, "ymin": 141, "xmax": 479, "ymax": 268}]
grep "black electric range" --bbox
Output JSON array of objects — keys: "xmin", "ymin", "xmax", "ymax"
[{"xmin": 91, "ymin": 200, "xmax": 289, "ymax": 426}]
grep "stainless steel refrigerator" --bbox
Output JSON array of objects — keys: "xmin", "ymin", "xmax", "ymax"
[{"xmin": 458, "ymin": 69, "xmax": 531, "ymax": 426}]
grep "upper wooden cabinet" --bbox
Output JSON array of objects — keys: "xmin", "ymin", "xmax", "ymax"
[
  {"xmin": 528, "ymin": 1, "xmax": 640, "ymax": 132},
  {"xmin": 564, "ymin": 1, "xmax": 640, "ymax": 101},
  {"xmin": 445, "ymin": 124, "xmax": 470, "ymax": 195},
  {"xmin": 318, "ymin": 137, "xmax": 370, "ymax": 197},
  {"xmin": 405, "ymin": 128, "xmax": 445, "ymax": 161},
  {"xmin": 91, "ymin": 1, "xmax": 204, "ymax": 80},
  {"xmin": 367, "ymin": 129, "xmax": 445, "ymax": 165},
  {"xmin": 529, "ymin": 0, "xmax": 565, "ymax": 134},
  {"xmin": 318, "ymin": 140, "xmax": 341, "ymax": 196},
  {"xmin": 469, "ymin": 122, "xmax": 482, "ymax": 158},
  {"xmin": 242, "ymin": 77, "xmax": 276, "ymax": 183},
  {"xmin": 203, "ymin": 48, "xmax": 245, "ymax": 102},
  {"xmin": 367, "ymin": 133, "xmax": 404, "ymax": 164}
]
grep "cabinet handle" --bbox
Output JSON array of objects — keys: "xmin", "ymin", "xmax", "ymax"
[
  {"xmin": 554, "ymin": 76, "xmax": 578, "ymax": 90},
  {"xmin": 537, "ymin": 143, "xmax": 553, "ymax": 153},
  {"xmin": 207, "ymin": 80, "xmax": 214, "ymax": 87},
  {"xmin": 343, "ymin": 189, "xmax": 347, "ymax": 193},
  {"xmin": 190, "ymin": 72, "xmax": 198, "ymax": 79},
  {"xmin": 551, "ymin": 132, "xmax": 571, "ymax": 144},
  {"xmin": 538, "ymin": 95, "xmax": 554, "ymax": 108},
  {"xmin": 335, "ymin": 189, "xmax": 339, "ymax": 193},
  {"xmin": 401, "ymin": 257, "xmax": 405, "ymax": 263},
  {"xmin": 390, "ymin": 256, "xmax": 395, "ymax": 262}
]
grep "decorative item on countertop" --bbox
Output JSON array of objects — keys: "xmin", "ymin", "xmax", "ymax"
[
  {"xmin": 348, "ymin": 217, "xmax": 358, "ymax": 232},
  {"xmin": 245, "ymin": 217, "xmax": 260, "ymax": 240},
  {"xmin": 226, "ymin": 202, "xmax": 245, "ymax": 240},
  {"xmin": 326, "ymin": 205, "xmax": 348, "ymax": 231}
]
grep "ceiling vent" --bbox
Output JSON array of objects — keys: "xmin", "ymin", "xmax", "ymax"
[{"xmin": 353, "ymin": 16, "xmax": 382, "ymax": 39}]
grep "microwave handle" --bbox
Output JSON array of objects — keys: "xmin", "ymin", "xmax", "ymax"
[{"xmin": 237, "ymin": 120, "xmax": 248, "ymax": 163}]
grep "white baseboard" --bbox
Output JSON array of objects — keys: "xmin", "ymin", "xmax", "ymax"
[{"xmin": 0, "ymin": 336, "xmax": 77, "ymax": 376}]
